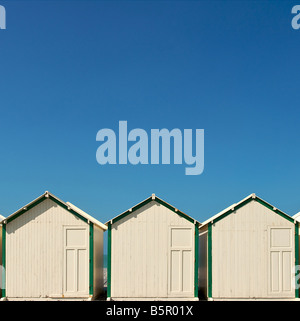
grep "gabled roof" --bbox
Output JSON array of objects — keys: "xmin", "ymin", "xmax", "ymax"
[
  {"xmin": 3, "ymin": 191, "xmax": 107, "ymax": 230},
  {"xmin": 66, "ymin": 201, "xmax": 107, "ymax": 230},
  {"xmin": 106, "ymin": 193, "xmax": 200, "ymax": 226},
  {"xmin": 200, "ymin": 193, "xmax": 294, "ymax": 228}
]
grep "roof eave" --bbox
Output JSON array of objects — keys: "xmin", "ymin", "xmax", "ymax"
[
  {"xmin": 199, "ymin": 193, "xmax": 293, "ymax": 228},
  {"xmin": 4, "ymin": 191, "xmax": 107, "ymax": 230},
  {"xmin": 106, "ymin": 194, "xmax": 200, "ymax": 226}
]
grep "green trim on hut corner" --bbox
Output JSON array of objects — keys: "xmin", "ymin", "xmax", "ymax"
[
  {"xmin": 107, "ymin": 222, "xmax": 112, "ymax": 298},
  {"xmin": 207, "ymin": 222, "xmax": 212, "ymax": 299},
  {"xmin": 295, "ymin": 222, "xmax": 299, "ymax": 298},
  {"xmin": 194, "ymin": 223, "xmax": 199, "ymax": 297},
  {"xmin": 2, "ymin": 223, "xmax": 6, "ymax": 298},
  {"xmin": 89, "ymin": 223, "xmax": 94, "ymax": 296}
]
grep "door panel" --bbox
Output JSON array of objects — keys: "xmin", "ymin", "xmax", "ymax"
[
  {"xmin": 171, "ymin": 229, "xmax": 191, "ymax": 247},
  {"xmin": 182, "ymin": 250, "xmax": 192, "ymax": 292},
  {"xmin": 77, "ymin": 249, "xmax": 88, "ymax": 292},
  {"xmin": 66, "ymin": 229, "xmax": 87, "ymax": 247},
  {"xmin": 170, "ymin": 250, "xmax": 180, "ymax": 292},
  {"xmin": 282, "ymin": 251, "xmax": 292, "ymax": 292},
  {"xmin": 66, "ymin": 249, "xmax": 76, "ymax": 293},
  {"xmin": 270, "ymin": 251, "xmax": 280, "ymax": 292}
]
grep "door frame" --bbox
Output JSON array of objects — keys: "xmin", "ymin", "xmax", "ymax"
[
  {"xmin": 168, "ymin": 226, "xmax": 194, "ymax": 298},
  {"xmin": 63, "ymin": 225, "xmax": 89, "ymax": 297},
  {"xmin": 267, "ymin": 226, "xmax": 294, "ymax": 298}
]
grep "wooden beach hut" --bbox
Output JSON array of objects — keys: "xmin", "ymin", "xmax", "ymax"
[
  {"xmin": 199, "ymin": 193, "xmax": 298, "ymax": 300},
  {"xmin": 106, "ymin": 194, "xmax": 200, "ymax": 300},
  {"xmin": 1, "ymin": 191, "xmax": 107, "ymax": 300}
]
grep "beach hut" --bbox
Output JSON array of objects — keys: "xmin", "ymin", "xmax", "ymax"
[
  {"xmin": 106, "ymin": 194, "xmax": 200, "ymax": 300},
  {"xmin": 199, "ymin": 193, "xmax": 298, "ymax": 300},
  {"xmin": 1, "ymin": 191, "xmax": 107, "ymax": 300}
]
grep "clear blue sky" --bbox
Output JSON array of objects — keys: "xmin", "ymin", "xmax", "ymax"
[{"xmin": 0, "ymin": 0, "xmax": 300, "ymax": 227}]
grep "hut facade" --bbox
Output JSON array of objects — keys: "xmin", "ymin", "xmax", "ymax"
[
  {"xmin": 1, "ymin": 191, "xmax": 107, "ymax": 300},
  {"xmin": 199, "ymin": 193, "xmax": 299, "ymax": 300},
  {"xmin": 106, "ymin": 194, "xmax": 200, "ymax": 300}
]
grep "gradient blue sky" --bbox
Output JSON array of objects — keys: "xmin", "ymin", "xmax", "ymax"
[{"xmin": 0, "ymin": 1, "xmax": 300, "ymax": 228}]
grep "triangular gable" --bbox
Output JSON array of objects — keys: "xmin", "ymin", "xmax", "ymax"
[
  {"xmin": 106, "ymin": 193, "xmax": 200, "ymax": 226},
  {"xmin": 200, "ymin": 193, "xmax": 294, "ymax": 228},
  {"xmin": 4, "ymin": 191, "xmax": 107, "ymax": 230}
]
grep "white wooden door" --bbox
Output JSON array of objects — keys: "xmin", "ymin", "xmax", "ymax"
[
  {"xmin": 63, "ymin": 227, "xmax": 89, "ymax": 297},
  {"xmin": 168, "ymin": 227, "xmax": 194, "ymax": 297},
  {"xmin": 268, "ymin": 227, "xmax": 294, "ymax": 297}
]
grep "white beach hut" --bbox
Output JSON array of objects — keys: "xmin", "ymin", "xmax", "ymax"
[
  {"xmin": 199, "ymin": 193, "xmax": 298, "ymax": 300},
  {"xmin": 106, "ymin": 194, "xmax": 200, "ymax": 300},
  {"xmin": 1, "ymin": 191, "xmax": 107, "ymax": 300}
]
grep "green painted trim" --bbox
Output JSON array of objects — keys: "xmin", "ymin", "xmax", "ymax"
[
  {"xmin": 207, "ymin": 222, "xmax": 212, "ymax": 298},
  {"xmin": 112, "ymin": 197, "xmax": 196, "ymax": 225},
  {"xmin": 7, "ymin": 197, "xmax": 45, "ymax": 224},
  {"xmin": 212, "ymin": 197, "xmax": 293, "ymax": 225},
  {"xmin": 107, "ymin": 222, "xmax": 112, "ymax": 298},
  {"xmin": 255, "ymin": 198, "xmax": 294, "ymax": 223},
  {"xmin": 155, "ymin": 198, "xmax": 194, "ymax": 224},
  {"xmin": 2, "ymin": 223, "xmax": 6, "ymax": 298},
  {"xmin": 112, "ymin": 198, "xmax": 152, "ymax": 224},
  {"xmin": 7, "ymin": 194, "xmax": 88, "ymax": 225},
  {"xmin": 89, "ymin": 223, "xmax": 94, "ymax": 296},
  {"xmin": 295, "ymin": 222, "xmax": 299, "ymax": 298},
  {"xmin": 49, "ymin": 195, "xmax": 88, "ymax": 224},
  {"xmin": 213, "ymin": 197, "xmax": 253, "ymax": 224},
  {"xmin": 194, "ymin": 223, "xmax": 199, "ymax": 297}
]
